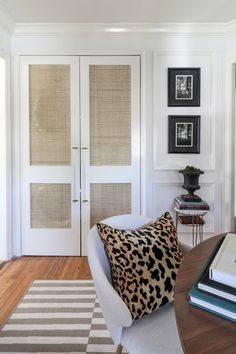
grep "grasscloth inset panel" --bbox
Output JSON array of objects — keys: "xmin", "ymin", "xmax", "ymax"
[
  {"xmin": 89, "ymin": 65, "xmax": 131, "ymax": 166},
  {"xmin": 29, "ymin": 64, "xmax": 71, "ymax": 165},
  {"xmin": 31, "ymin": 184, "xmax": 71, "ymax": 228},
  {"xmin": 90, "ymin": 183, "xmax": 131, "ymax": 227}
]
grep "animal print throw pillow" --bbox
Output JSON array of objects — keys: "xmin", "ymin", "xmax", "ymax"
[{"xmin": 97, "ymin": 212, "xmax": 183, "ymax": 320}]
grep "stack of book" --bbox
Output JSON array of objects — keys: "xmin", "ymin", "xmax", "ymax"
[
  {"xmin": 175, "ymin": 195, "xmax": 209, "ymax": 210},
  {"xmin": 189, "ymin": 233, "xmax": 236, "ymax": 322}
]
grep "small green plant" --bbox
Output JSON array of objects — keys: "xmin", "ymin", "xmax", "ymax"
[{"xmin": 179, "ymin": 165, "xmax": 204, "ymax": 174}]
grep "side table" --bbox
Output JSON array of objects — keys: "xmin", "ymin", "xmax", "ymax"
[{"xmin": 175, "ymin": 207, "xmax": 209, "ymax": 246}]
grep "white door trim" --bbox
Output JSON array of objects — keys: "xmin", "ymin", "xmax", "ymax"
[
  {"xmin": 0, "ymin": 55, "xmax": 12, "ymax": 261},
  {"xmin": 12, "ymin": 51, "xmax": 147, "ymax": 257}
]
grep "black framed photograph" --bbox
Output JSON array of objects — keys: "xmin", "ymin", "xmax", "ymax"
[
  {"xmin": 168, "ymin": 68, "xmax": 200, "ymax": 106},
  {"xmin": 168, "ymin": 115, "xmax": 200, "ymax": 153}
]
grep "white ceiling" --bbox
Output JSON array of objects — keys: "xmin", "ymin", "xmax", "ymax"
[{"xmin": 0, "ymin": 0, "xmax": 236, "ymax": 24}]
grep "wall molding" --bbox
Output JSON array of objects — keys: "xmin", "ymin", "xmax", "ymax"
[
  {"xmin": 225, "ymin": 19, "xmax": 236, "ymax": 36},
  {"xmin": 0, "ymin": 10, "xmax": 228, "ymax": 38},
  {"xmin": 12, "ymin": 22, "xmax": 233, "ymax": 38},
  {"xmin": 152, "ymin": 51, "xmax": 216, "ymax": 171}
]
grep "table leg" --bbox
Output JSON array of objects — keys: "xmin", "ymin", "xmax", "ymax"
[
  {"xmin": 196, "ymin": 223, "xmax": 199, "ymax": 245},
  {"xmin": 196, "ymin": 225, "xmax": 198, "ymax": 245},
  {"xmin": 200, "ymin": 221, "xmax": 203, "ymax": 242},
  {"xmin": 192, "ymin": 215, "xmax": 195, "ymax": 246}
]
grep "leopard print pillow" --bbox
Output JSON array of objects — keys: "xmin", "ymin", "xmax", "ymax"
[{"xmin": 97, "ymin": 212, "xmax": 183, "ymax": 320}]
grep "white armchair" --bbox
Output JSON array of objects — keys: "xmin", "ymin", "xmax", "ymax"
[{"xmin": 87, "ymin": 214, "xmax": 191, "ymax": 354}]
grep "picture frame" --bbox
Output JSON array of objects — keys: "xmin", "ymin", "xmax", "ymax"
[
  {"xmin": 168, "ymin": 68, "xmax": 200, "ymax": 106},
  {"xmin": 168, "ymin": 115, "xmax": 200, "ymax": 153}
]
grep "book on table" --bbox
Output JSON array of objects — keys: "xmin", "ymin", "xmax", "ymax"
[
  {"xmin": 189, "ymin": 237, "xmax": 236, "ymax": 322},
  {"xmin": 198, "ymin": 268, "xmax": 236, "ymax": 303},
  {"xmin": 174, "ymin": 196, "xmax": 209, "ymax": 210},
  {"xmin": 198, "ymin": 240, "xmax": 236, "ymax": 302},
  {"xmin": 209, "ymin": 233, "xmax": 236, "ymax": 288},
  {"xmin": 189, "ymin": 284, "xmax": 236, "ymax": 323}
]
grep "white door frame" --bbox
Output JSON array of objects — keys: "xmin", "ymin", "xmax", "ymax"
[
  {"xmin": 0, "ymin": 54, "xmax": 12, "ymax": 261},
  {"xmin": 12, "ymin": 51, "xmax": 147, "ymax": 257}
]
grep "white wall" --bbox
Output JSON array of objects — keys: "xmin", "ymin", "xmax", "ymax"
[
  {"xmin": 225, "ymin": 34, "xmax": 236, "ymax": 233},
  {"xmin": 11, "ymin": 27, "xmax": 227, "ymax": 250}
]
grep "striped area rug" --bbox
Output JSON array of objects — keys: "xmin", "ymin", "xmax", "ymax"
[{"xmin": 0, "ymin": 280, "xmax": 118, "ymax": 353}]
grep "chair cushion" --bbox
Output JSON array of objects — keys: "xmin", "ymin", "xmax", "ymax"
[{"xmin": 96, "ymin": 212, "xmax": 183, "ymax": 320}]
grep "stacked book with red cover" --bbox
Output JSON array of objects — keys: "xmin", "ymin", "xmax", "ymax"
[
  {"xmin": 189, "ymin": 233, "xmax": 236, "ymax": 322},
  {"xmin": 175, "ymin": 195, "xmax": 209, "ymax": 210}
]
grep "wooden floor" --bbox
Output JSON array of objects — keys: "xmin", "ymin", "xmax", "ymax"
[{"xmin": 0, "ymin": 256, "xmax": 92, "ymax": 327}]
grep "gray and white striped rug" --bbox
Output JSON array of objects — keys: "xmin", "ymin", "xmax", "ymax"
[{"xmin": 0, "ymin": 280, "xmax": 117, "ymax": 353}]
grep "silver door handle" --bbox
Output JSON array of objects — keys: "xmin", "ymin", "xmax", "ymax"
[
  {"xmin": 72, "ymin": 146, "xmax": 79, "ymax": 202},
  {"xmin": 81, "ymin": 147, "xmax": 88, "ymax": 202}
]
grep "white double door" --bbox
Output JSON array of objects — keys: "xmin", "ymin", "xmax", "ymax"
[{"xmin": 20, "ymin": 55, "xmax": 141, "ymax": 256}]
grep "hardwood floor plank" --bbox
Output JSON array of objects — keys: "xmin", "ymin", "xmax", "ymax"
[{"xmin": 0, "ymin": 256, "xmax": 92, "ymax": 326}]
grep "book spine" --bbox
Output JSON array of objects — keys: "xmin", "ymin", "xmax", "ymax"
[
  {"xmin": 175, "ymin": 197, "xmax": 208, "ymax": 205},
  {"xmin": 175, "ymin": 203, "xmax": 209, "ymax": 210},
  {"xmin": 177, "ymin": 206, "xmax": 209, "ymax": 210},
  {"xmin": 210, "ymin": 270, "xmax": 236, "ymax": 288},
  {"xmin": 189, "ymin": 286, "xmax": 236, "ymax": 312},
  {"xmin": 174, "ymin": 199, "xmax": 209, "ymax": 209},
  {"xmin": 198, "ymin": 283, "xmax": 236, "ymax": 303},
  {"xmin": 189, "ymin": 300, "xmax": 236, "ymax": 323}
]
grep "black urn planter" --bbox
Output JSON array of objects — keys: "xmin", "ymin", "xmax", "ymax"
[{"xmin": 179, "ymin": 167, "xmax": 204, "ymax": 202}]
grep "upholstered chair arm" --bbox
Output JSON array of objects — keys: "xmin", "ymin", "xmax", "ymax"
[{"xmin": 87, "ymin": 227, "xmax": 132, "ymax": 344}]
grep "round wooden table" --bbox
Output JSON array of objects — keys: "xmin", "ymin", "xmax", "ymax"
[{"xmin": 175, "ymin": 234, "xmax": 236, "ymax": 354}]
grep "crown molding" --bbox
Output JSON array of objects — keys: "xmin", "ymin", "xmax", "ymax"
[
  {"xmin": 0, "ymin": 6, "xmax": 15, "ymax": 34},
  {"xmin": 13, "ymin": 22, "xmax": 229, "ymax": 38},
  {"xmin": 225, "ymin": 19, "xmax": 236, "ymax": 36}
]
